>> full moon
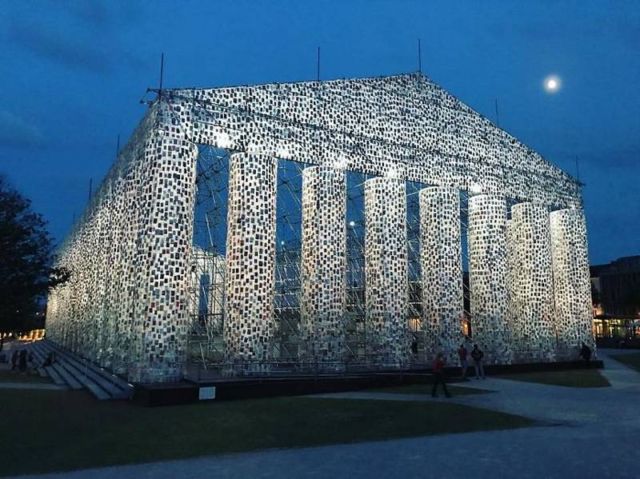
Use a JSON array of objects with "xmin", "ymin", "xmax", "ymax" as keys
[{"xmin": 544, "ymin": 75, "xmax": 561, "ymax": 93}]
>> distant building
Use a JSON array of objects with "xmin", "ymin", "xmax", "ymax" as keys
[{"xmin": 591, "ymin": 255, "xmax": 640, "ymax": 344}]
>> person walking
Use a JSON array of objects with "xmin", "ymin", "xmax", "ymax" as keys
[
  {"xmin": 431, "ymin": 352, "xmax": 452, "ymax": 398},
  {"xmin": 410, "ymin": 334, "xmax": 419, "ymax": 356},
  {"xmin": 471, "ymin": 344, "xmax": 485, "ymax": 379},
  {"xmin": 10, "ymin": 350, "xmax": 19, "ymax": 370},
  {"xmin": 18, "ymin": 350, "xmax": 27, "ymax": 372},
  {"xmin": 458, "ymin": 343, "xmax": 469, "ymax": 380},
  {"xmin": 43, "ymin": 351, "xmax": 56, "ymax": 367},
  {"xmin": 579, "ymin": 342, "xmax": 592, "ymax": 364}
]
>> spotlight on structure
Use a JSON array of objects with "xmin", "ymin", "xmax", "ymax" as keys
[
  {"xmin": 469, "ymin": 183, "xmax": 483, "ymax": 195},
  {"xmin": 217, "ymin": 132, "xmax": 232, "ymax": 149},
  {"xmin": 333, "ymin": 154, "xmax": 348, "ymax": 170}
]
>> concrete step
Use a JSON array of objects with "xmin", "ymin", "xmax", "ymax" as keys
[
  {"xmin": 66, "ymin": 360, "xmax": 127, "ymax": 399},
  {"xmin": 84, "ymin": 381, "xmax": 111, "ymax": 400},
  {"xmin": 58, "ymin": 345, "xmax": 133, "ymax": 393},
  {"xmin": 52, "ymin": 355, "xmax": 112, "ymax": 400},
  {"xmin": 51, "ymin": 363, "xmax": 83, "ymax": 390},
  {"xmin": 25, "ymin": 343, "xmax": 51, "ymax": 379},
  {"xmin": 41, "ymin": 341, "xmax": 133, "ymax": 399},
  {"xmin": 45, "ymin": 365, "xmax": 67, "ymax": 387},
  {"xmin": 26, "ymin": 342, "xmax": 46, "ymax": 366}
]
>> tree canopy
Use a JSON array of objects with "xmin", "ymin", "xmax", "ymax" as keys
[{"xmin": 0, "ymin": 175, "xmax": 68, "ymax": 333}]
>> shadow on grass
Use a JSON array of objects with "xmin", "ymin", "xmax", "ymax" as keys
[
  {"xmin": 0, "ymin": 388, "xmax": 532, "ymax": 477},
  {"xmin": 365, "ymin": 383, "xmax": 490, "ymax": 396},
  {"xmin": 497, "ymin": 368, "xmax": 610, "ymax": 388}
]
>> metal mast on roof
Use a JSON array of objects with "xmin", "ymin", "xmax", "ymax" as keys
[{"xmin": 158, "ymin": 53, "xmax": 165, "ymax": 100}]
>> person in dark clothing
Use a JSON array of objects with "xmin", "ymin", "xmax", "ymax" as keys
[
  {"xmin": 18, "ymin": 350, "xmax": 27, "ymax": 372},
  {"xmin": 431, "ymin": 352, "xmax": 452, "ymax": 398},
  {"xmin": 43, "ymin": 351, "xmax": 56, "ymax": 367},
  {"xmin": 471, "ymin": 344, "xmax": 485, "ymax": 379},
  {"xmin": 580, "ymin": 342, "xmax": 592, "ymax": 363},
  {"xmin": 10, "ymin": 350, "xmax": 19, "ymax": 370},
  {"xmin": 410, "ymin": 336, "xmax": 419, "ymax": 356},
  {"xmin": 458, "ymin": 344, "xmax": 469, "ymax": 379}
]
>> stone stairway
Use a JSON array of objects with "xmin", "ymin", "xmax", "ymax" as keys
[{"xmin": 27, "ymin": 340, "xmax": 134, "ymax": 400}]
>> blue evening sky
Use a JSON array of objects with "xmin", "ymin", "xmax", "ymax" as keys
[{"xmin": 0, "ymin": 0, "xmax": 638, "ymax": 265}]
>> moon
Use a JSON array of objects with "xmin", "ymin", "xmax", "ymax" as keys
[{"xmin": 544, "ymin": 75, "xmax": 561, "ymax": 93}]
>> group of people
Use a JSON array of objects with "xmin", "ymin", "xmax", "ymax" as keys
[
  {"xmin": 432, "ymin": 341, "xmax": 595, "ymax": 397},
  {"xmin": 9, "ymin": 349, "xmax": 31, "ymax": 372},
  {"xmin": 431, "ymin": 343, "xmax": 486, "ymax": 398},
  {"xmin": 458, "ymin": 343, "xmax": 486, "ymax": 380},
  {"xmin": 9, "ymin": 348, "xmax": 56, "ymax": 372}
]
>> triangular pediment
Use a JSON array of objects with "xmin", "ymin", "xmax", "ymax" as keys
[{"xmin": 163, "ymin": 73, "xmax": 580, "ymax": 207}]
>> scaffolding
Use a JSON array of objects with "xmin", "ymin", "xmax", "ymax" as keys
[
  {"xmin": 188, "ymin": 147, "xmax": 228, "ymax": 364},
  {"xmin": 187, "ymin": 145, "xmax": 476, "ymax": 377}
]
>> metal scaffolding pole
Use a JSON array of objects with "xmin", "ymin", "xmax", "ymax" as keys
[{"xmin": 187, "ymin": 147, "xmax": 442, "ymax": 376}]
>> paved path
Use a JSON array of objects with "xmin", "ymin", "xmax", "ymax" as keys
[{"xmin": 9, "ymin": 350, "xmax": 640, "ymax": 479}]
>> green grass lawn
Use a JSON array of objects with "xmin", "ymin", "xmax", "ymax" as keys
[
  {"xmin": 0, "ymin": 389, "xmax": 532, "ymax": 477},
  {"xmin": 499, "ymin": 368, "xmax": 610, "ymax": 388},
  {"xmin": 610, "ymin": 352, "xmax": 640, "ymax": 372},
  {"xmin": 367, "ymin": 383, "xmax": 489, "ymax": 396}
]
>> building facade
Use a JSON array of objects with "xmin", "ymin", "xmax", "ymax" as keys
[
  {"xmin": 591, "ymin": 256, "xmax": 640, "ymax": 344},
  {"xmin": 46, "ymin": 73, "xmax": 594, "ymax": 383}
]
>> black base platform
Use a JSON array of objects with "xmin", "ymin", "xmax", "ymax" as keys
[{"xmin": 133, "ymin": 359, "xmax": 603, "ymax": 406}]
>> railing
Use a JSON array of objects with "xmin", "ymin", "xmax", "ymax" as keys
[{"xmin": 185, "ymin": 353, "xmax": 432, "ymax": 381}]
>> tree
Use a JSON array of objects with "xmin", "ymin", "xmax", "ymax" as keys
[{"xmin": 0, "ymin": 175, "xmax": 68, "ymax": 333}]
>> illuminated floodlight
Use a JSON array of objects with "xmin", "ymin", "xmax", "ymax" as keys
[
  {"xmin": 469, "ymin": 183, "xmax": 483, "ymax": 195},
  {"xmin": 385, "ymin": 165, "xmax": 399, "ymax": 179},
  {"xmin": 276, "ymin": 144, "xmax": 291, "ymax": 159},
  {"xmin": 333, "ymin": 154, "xmax": 348, "ymax": 170},
  {"xmin": 217, "ymin": 131, "xmax": 232, "ymax": 149}
]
